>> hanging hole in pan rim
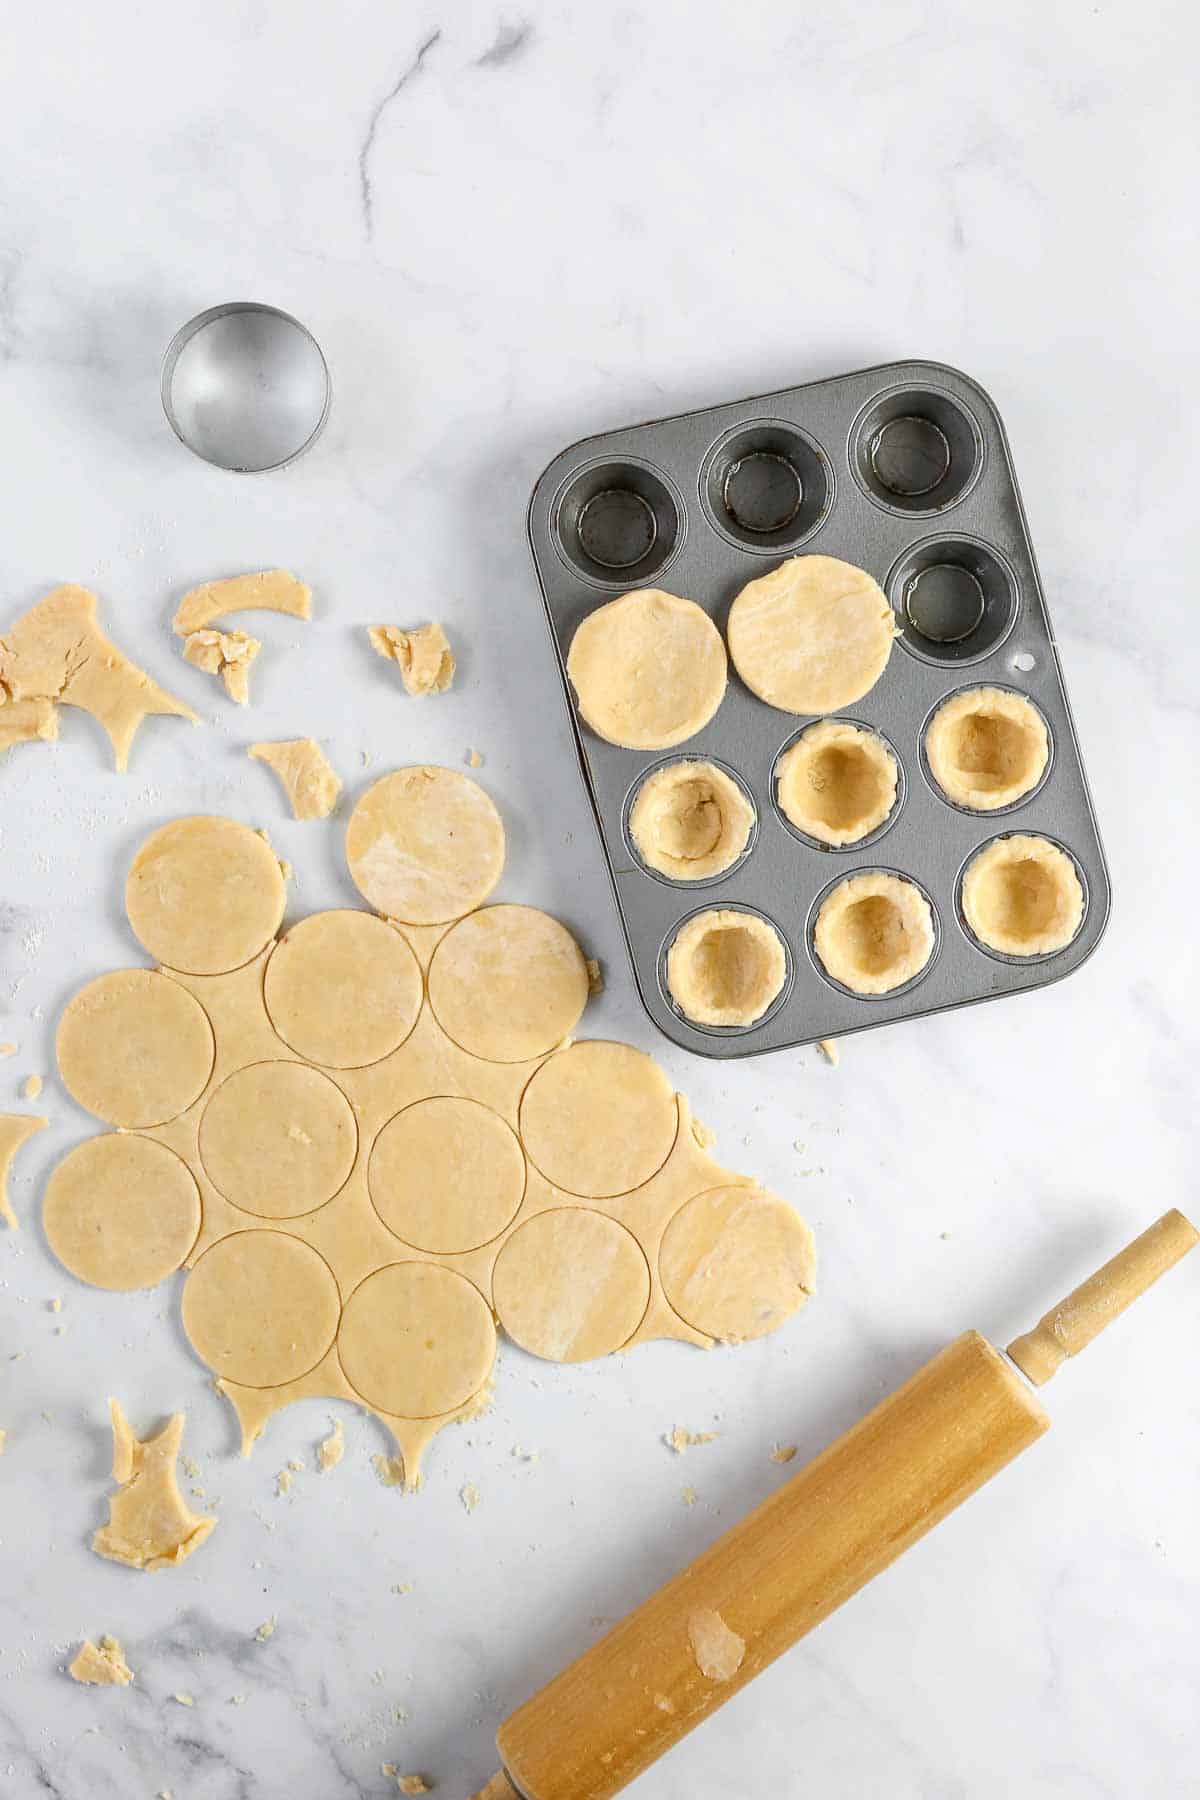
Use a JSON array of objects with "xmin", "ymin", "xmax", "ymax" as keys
[
  {"xmin": 887, "ymin": 534, "xmax": 1019, "ymax": 667},
  {"xmin": 849, "ymin": 384, "xmax": 984, "ymax": 517},
  {"xmin": 699, "ymin": 419, "xmax": 833, "ymax": 553},
  {"xmin": 551, "ymin": 455, "xmax": 684, "ymax": 588}
]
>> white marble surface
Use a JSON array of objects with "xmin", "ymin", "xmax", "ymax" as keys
[{"xmin": 1, "ymin": 2, "xmax": 1197, "ymax": 1795}]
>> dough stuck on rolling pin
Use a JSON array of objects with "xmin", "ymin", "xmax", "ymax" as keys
[{"xmin": 687, "ymin": 1606, "xmax": 745, "ymax": 1682}]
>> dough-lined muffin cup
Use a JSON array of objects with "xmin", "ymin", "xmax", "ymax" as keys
[
  {"xmin": 629, "ymin": 760, "xmax": 755, "ymax": 882},
  {"xmin": 961, "ymin": 834, "xmax": 1084, "ymax": 957},
  {"xmin": 665, "ymin": 908, "xmax": 788, "ymax": 1029},
  {"xmin": 813, "ymin": 872, "xmax": 936, "ymax": 996},
  {"xmin": 775, "ymin": 721, "xmax": 899, "ymax": 847},
  {"xmin": 926, "ymin": 687, "xmax": 1049, "ymax": 811}
]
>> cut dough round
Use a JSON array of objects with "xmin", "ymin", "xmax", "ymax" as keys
[
  {"xmin": 337, "ymin": 1262, "xmax": 495, "ymax": 1418},
  {"xmin": 370, "ymin": 1098, "xmax": 526, "ymax": 1253},
  {"xmin": 566, "ymin": 589, "xmax": 727, "ymax": 749},
  {"xmin": 520, "ymin": 1041, "xmax": 677, "ymax": 1198},
  {"xmin": 264, "ymin": 910, "xmax": 422, "ymax": 1068},
  {"xmin": 659, "ymin": 1185, "xmax": 815, "ymax": 1343},
  {"xmin": 962, "ymin": 834, "xmax": 1084, "ymax": 956},
  {"xmin": 56, "ymin": 969, "xmax": 215, "ymax": 1128},
  {"xmin": 666, "ymin": 910, "xmax": 787, "ymax": 1028},
  {"xmin": 43, "ymin": 1135, "xmax": 200, "ymax": 1290},
  {"xmin": 125, "ymin": 816, "xmax": 286, "ymax": 975},
  {"xmin": 198, "ymin": 1062, "xmax": 357, "ymax": 1217},
  {"xmin": 182, "ymin": 1230, "xmax": 341, "ymax": 1388},
  {"xmin": 427, "ymin": 905, "xmax": 589, "ymax": 1063},
  {"xmin": 629, "ymin": 761, "xmax": 754, "ymax": 881},
  {"xmin": 345, "ymin": 767, "xmax": 505, "ymax": 925},
  {"xmin": 776, "ymin": 721, "xmax": 898, "ymax": 847},
  {"xmin": 814, "ymin": 872, "xmax": 935, "ymax": 995},
  {"xmin": 492, "ymin": 1208, "xmax": 651, "ymax": 1361},
  {"xmin": 926, "ymin": 687, "xmax": 1049, "ymax": 810},
  {"xmin": 727, "ymin": 555, "xmax": 896, "ymax": 715}
]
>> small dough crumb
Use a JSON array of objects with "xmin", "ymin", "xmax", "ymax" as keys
[
  {"xmin": 22, "ymin": 1074, "xmax": 42, "ymax": 1101},
  {"xmin": 372, "ymin": 1452, "xmax": 406, "ymax": 1489},
  {"xmin": 0, "ymin": 1043, "xmax": 15, "ymax": 1056},
  {"xmin": 68, "ymin": 1636, "xmax": 134, "ymax": 1687},
  {"xmin": 770, "ymin": 1443, "xmax": 797, "ymax": 1464},
  {"xmin": 653, "ymin": 1693, "xmax": 676, "ymax": 1714},
  {"xmin": 275, "ymin": 1468, "xmax": 294, "ymax": 1497},
  {"xmin": 664, "ymin": 1426, "xmax": 717, "ymax": 1454},
  {"xmin": 687, "ymin": 1606, "xmax": 745, "ymax": 1683},
  {"xmin": 681, "ymin": 1486, "xmax": 698, "ymax": 1507},
  {"xmin": 171, "ymin": 1692, "xmax": 195, "ymax": 1707},
  {"xmin": 172, "ymin": 570, "xmax": 311, "ymax": 636},
  {"xmin": 466, "ymin": 748, "xmax": 484, "ymax": 768},
  {"xmin": 369, "ymin": 623, "xmax": 456, "ymax": 696},
  {"xmin": 317, "ymin": 1418, "xmax": 345, "ymax": 1472},
  {"xmin": 396, "ymin": 1777, "xmax": 431, "ymax": 1796},
  {"xmin": 255, "ymin": 1618, "xmax": 276, "ymax": 1642},
  {"xmin": 249, "ymin": 738, "xmax": 341, "ymax": 820},
  {"xmin": 817, "ymin": 1038, "xmax": 839, "ymax": 1067},
  {"xmin": 183, "ymin": 629, "xmax": 262, "ymax": 705},
  {"xmin": 0, "ymin": 1429, "xmax": 6, "ymax": 1456},
  {"xmin": 585, "ymin": 957, "xmax": 604, "ymax": 996},
  {"xmin": 459, "ymin": 1481, "xmax": 481, "ymax": 1514},
  {"xmin": 92, "ymin": 1400, "xmax": 217, "ymax": 1571}
]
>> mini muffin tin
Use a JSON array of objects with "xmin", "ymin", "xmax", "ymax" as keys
[{"xmin": 527, "ymin": 360, "xmax": 1110, "ymax": 1058}]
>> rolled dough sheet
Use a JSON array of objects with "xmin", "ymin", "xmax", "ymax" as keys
[
  {"xmin": 727, "ymin": 555, "xmax": 897, "ymax": 715},
  {"xmin": 567, "ymin": 589, "xmax": 727, "ymax": 750},
  {"xmin": 43, "ymin": 1134, "xmax": 201, "ymax": 1288},
  {"xmin": 264, "ymin": 910, "xmax": 422, "ymax": 1068},
  {"xmin": 0, "ymin": 695, "xmax": 58, "ymax": 752},
  {"xmin": 57, "ymin": 968, "xmax": 215, "ymax": 1128},
  {"xmin": 172, "ymin": 569, "xmax": 311, "ymax": 636},
  {"xmin": 426, "ymin": 905, "xmax": 589, "ymax": 1062}
]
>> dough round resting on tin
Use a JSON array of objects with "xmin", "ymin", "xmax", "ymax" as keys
[
  {"xmin": 182, "ymin": 1230, "xmax": 341, "ymax": 1388},
  {"xmin": 659, "ymin": 1184, "xmax": 816, "ymax": 1343},
  {"xmin": 629, "ymin": 762, "xmax": 754, "ymax": 881},
  {"xmin": 666, "ymin": 909, "xmax": 787, "ymax": 1028},
  {"xmin": 56, "ymin": 968, "xmax": 215, "ymax": 1128},
  {"xmin": 198, "ymin": 1062, "xmax": 357, "ymax": 1217},
  {"xmin": 925, "ymin": 687, "xmax": 1049, "ymax": 811},
  {"xmin": 426, "ymin": 905, "xmax": 589, "ymax": 1063},
  {"xmin": 961, "ymin": 834, "xmax": 1083, "ymax": 956},
  {"xmin": 776, "ymin": 721, "xmax": 898, "ymax": 847},
  {"xmin": 491, "ymin": 1208, "xmax": 651, "ymax": 1361},
  {"xmin": 337, "ymin": 1262, "xmax": 496, "ymax": 1418},
  {"xmin": 370, "ymin": 1097, "xmax": 526, "ymax": 1253},
  {"xmin": 345, "ymin": 767, "xmax": 505, "ymax": 926},
  {"xmin": 519, "ymin": 1040, "xmax": 677, "ymax": 1198},
  {"xmin": 813, "ymin": 872, "xmax": 934, "ymax": 996},
  {"xmin": 264, "ymin": 910, "xmax": 422, "ymax": 1068},
  {"xmin": 44, "ymin": 1135, "xmax": 201, "ymax": 1290},
  {"xmin": 125, "ymin": 816, "xmax": 286, "ymax": 975},
  {"xmin": 566, "ymin": 589, "xmax": 727, "ymax": 750},
  {"xmin": 726, "ymin": 555, "xmax": 897, "ymax": 715}
]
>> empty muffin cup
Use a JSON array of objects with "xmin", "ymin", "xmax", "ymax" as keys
[
  {"xmin": 960, "ymin": 834, "xmax": 1084, "ymax": 958},
  {"xmin": 850, "ymin": 384, "xmax": 983, "ymax": 516},
  {"xmin": 925, "ymin": 687, "xmax": 1050, "ymax": 812},
  {"xmin": 700, "ymin": 420, "xmax": 833, "ymax": 552},
  {"xmin": 553, "ymin": 457, "xmax": 683, "ymax": 586},
  {"xmin": 775, "ymin": 720, "xmax": 900, "ymax": 848},
  {"xmin": 887, "ymin": 535, "xmax": 1018, "ymax": 666},
  {"xmin": 812, "ymin": 872, "xmax": 936, "ymax": 997},
  {"xmin": 628, "ymin": 759, "xmax": 755, "ymax": 883},
  {"xmin": 665, "ymin": 907, "xmax": 788, "ymax": 1029}
]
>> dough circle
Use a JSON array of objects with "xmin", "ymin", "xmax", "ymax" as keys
[
  {"xmin": 961, "ymin": 834, "xmax": 1084, "ymax": 956},
  {"xmin": 337, "ymin": 1262, "xmax": 496, "ymax": 1418},
  {"xmin": 56, "ymin": 969, "xmax": 215, "ymax": 1128},
  {"xmin": 659, "ymin": 1185, "xmax": 816, "ymax": 1342},
  {"xmin": 814, "ymin": 872, "xmax": 935, "ymax": 995},
  {"xmin": 370, "ymin": 1098, "xmax": 526, "ymax": 1253},
  {"xmin": 345, "ymin": 767, "xmax": 505, "ymax": 926},
  {"xmin": 566, "ymin": 589, "xmax": 727, "ymax": 750},
  {"xmin": 264, "ymin": 910, "xmax": 422, "ymax": 1068},
  {"xmin": 519, "ymin": 1041, "xmax": 677, "ymax": 1198},
  {"xmin": 629, "ymin": 761, "xmax": 754, "ymax": 881},
  {"xmin": 776, "ymin": 721, "xmax": 898, "ymax": 847},
  {"xmin": 926, "ymin": 687, "xmax": 1049, "ymax": 811},
  {"xmin": 43, "ymin": 1135, "xmax": 200, "ymax": 1290},
  {"xmin": 199, "ymin": 1062, "xmax": 357, "ymax": 1218},
  {"xmin": 727, "ymin": 554, "xmax": 896, "ymax": 715},
  {"xmin": 666, "ymin": 910, "xmax": 787, "ymax": 1028},
  {"xmin": 427, "ymin": 905, "xmax": 589, "ymax": 1063},
  {"xmin": 182, "ymin": 1230, "xmax": 341, "ymax": 1388},
  {"xmin": 125, "ymin": 816, "xmax": 286, "ymax": 975},
  {"xmin": 492, "ymin": 1208, "xmax": 651, "ymax": 1362}
]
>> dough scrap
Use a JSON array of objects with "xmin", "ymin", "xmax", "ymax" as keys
[
  {"xmin": 370, "ymin": 1098, "xmax": 525, "ymax": 1253},
  {"xmin": 629, "ymin": 761, "xmax": 754, "ymax": 882},
  {"xmin": 337, "ymin": 1262, "xmax": 496, "ymax": 1418},
  {"xmin": 0, "ymin": 695, "xmax": 58, "ymax": 751},
  {"xmin": 660, "ymin": 1185, "xmax": 816, "ymax": 1342},
  {"xmin": 369, "ymin": 623, "xmax": 456, "ymax": 696},
  {"xmin": 182, "ymin": 1230, "xmax": 342, "ymax": 1387},
  {"xmin": 727, "ymin": 555, "xmax": 897, "ymax": 715},
  {"xmin": 962, "ymin": 834, "xmax": 1084, "ymax": 956},
  {"xmin": 666, "ymin": 910, "xmax": 787, "ymax": 1029},
  {"xmin": 665, "ymin": 1426, "xmax": 717, "ymax": 1453},
  {"xmin": 426, "ymin": 905, "xmax": 589, "ymax": 1062},
  {"xmin": 776, "ymin": 720, "xmax": 898, "ymax": 847},
  {"xmin": 0, "ymin": 585, "xmax": 196, "ymax": 771},
  {"xmin": 43, "ymin": 1135, "xmax": 200, "ymax": 1288},
  {"xmin": 68, "ymin": 1636, "xmax": 134, "ymax": 1687},
  {"xmin": 92, "ymin": 1401, "xmax": 216, "ymax": 1571},
  {"xmin": 125, "ymin": 815, "xmax": 286, "ymax": 975},
  {"xmin": 199, "ymin": 1062, "xmax": 357, "ymax": 1217},
  {"xmin": 317, "ymin": 1418, "xmax": 344, "ymax": 1471},
  {"xmin": 56, "ymin": 968, "xmax": 214, "ymax": 1128},
  {"xmin": 567, "ymin": 589, "xmax": 727, "ymax": 750},
  {"xmin": 249, "ymin": 738, "xmax": 341, "ymax": 820},
  {"xmin": 520, "ymin": 1041, "xmax": 677, "ymax": 1198},
  {"xmin": 687, "ymin": 1607, "xmax": 745, "ymax": 1683},
  {"xmin": 926, "ymin": 687, "xmax": 1049, "ymax": 811},
  {"xmin": 264, "ymin": 911, "xmax": 422, "ymax": 1068},
  {"xmin": 345, "ymin": 767, "xmax": 504, "ymax": 925},
  {"xmin": 814, "ymin": 872, "xmax": 935, "ymax": 996},
  {"xmin": 492, "ymin": 1208, "xmax": 651, "ymax": 1361},
  {"xmin": 183, "ymin": 629, "xmax": 261, "ymax": 705},
  {"xmin": 0, "ymin": 1112, "xmax": 47, "ymax": 1229},
  {"xmin": 172, "ymin": 570, "xmax": 311, "ymax": 636}
]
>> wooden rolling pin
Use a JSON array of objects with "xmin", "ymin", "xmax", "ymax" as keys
[{"xmin": 474, "ymin": 1209, "xmax": 1197, "ymax": 1800}]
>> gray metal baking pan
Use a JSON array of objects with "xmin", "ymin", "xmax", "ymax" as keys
[{"xmin": 527, "ymin": 360, "xmax": 1110, "ymax": 1059}]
